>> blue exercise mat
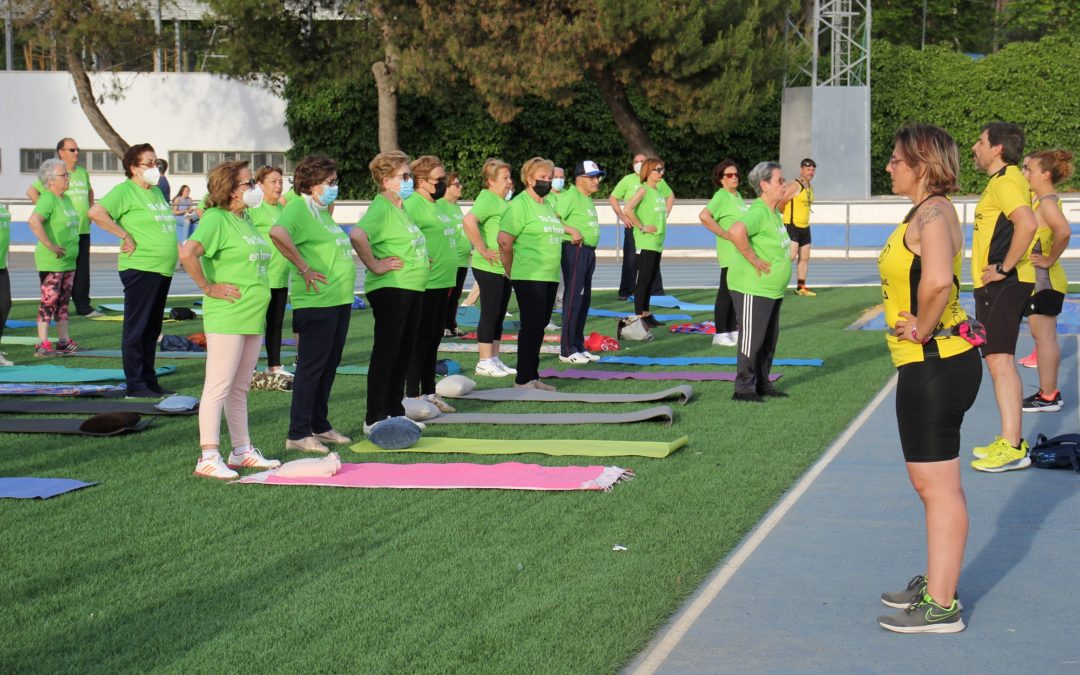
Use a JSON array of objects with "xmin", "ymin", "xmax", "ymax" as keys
[
  {"xmin": 453, "ymin": 306, "xmax": 520, "ymax": 331},
  {"xmin": 598, "ymin": 356, "xmax": 824, "ymax": 367},
  {"xmin": 555, "ymin": 308, "xmax": 694, "ymax": 322},
  {"xmin": 0, "ymin": 365, "xmax": 176, "ymax": 383},
  {"xmin": 627, "ymin": 295, "xmax": 714, "ymax": 311},
  {"xmin": 0, "ymin": 477, "xmax": 98, "ymax": 499},
  {"xmin": 0, "ymin": 383, "xmax": 127, "ymax": 396},
  {"xmin": 4, "ymin": 320, "xmax": 39, "ymax": 329}
]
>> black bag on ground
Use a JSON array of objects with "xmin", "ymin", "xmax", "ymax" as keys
[
  {"xmin": 1029, "ymin": 433, "xmax": 1080, "ymax": 471},
  {"xmin": 170, "ymin": 307, "xmax": 197, "ymax": 320}
]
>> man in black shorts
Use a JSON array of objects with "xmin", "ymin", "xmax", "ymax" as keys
[
  {"xmin": 968, "ymin": 122, "xmax": 1038, "ymax": 473},
  {"xmin": 781, "ymin": 158, "xmax": 816, "ymax": 296}
]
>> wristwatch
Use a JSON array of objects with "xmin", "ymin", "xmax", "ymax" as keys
[{"xmin": 995, "ymin": 262, "xmax": 1009, "ymax": 276}]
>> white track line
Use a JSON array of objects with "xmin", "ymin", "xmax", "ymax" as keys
[{"xmin": 630, "ymin": 372, "xmax": 899, "ymax": 675}]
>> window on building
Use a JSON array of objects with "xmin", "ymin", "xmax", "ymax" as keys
[
  {"xmin": 20, "ymin": 148, "xmax": 56, "ymax": 173},
  {"xmin": 169, "ymin": 151, "xmax": 294, "ymax": 175},
  {"xmin": 21, "ymin": 148, "xmax": 119, "ymax": 173}
]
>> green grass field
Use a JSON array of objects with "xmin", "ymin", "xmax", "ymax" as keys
[{"xmin": 0, "ymin": 287, "xmax": 895, "ymax": 673}]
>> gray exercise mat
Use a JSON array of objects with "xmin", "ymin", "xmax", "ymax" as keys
[
  {"xmin": 423, "ymin": 405, "xmax": 674, "ymax": 426},
  {"xmin": 0, "ymin": 400, "xmax": 197, "ymax": 416},
  {"xmin": 0, "ymin": 417, "xmax": 153, "ymax": 436},
  {"xmin": 446, "ymin": 385, "xmax": 693, "ymax": 405}
]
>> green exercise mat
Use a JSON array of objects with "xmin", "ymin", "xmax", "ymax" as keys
[
  {"xmin": 336, "ymin": 365, "xmax": 369, "ymax": 375},
  {"xmin": 351, "ymin": 434, "xmax": 689, "ymax": 458},
  {"xmin": 62, "ymin": 350, "xmax": 295, "ymax": 360},
  {"xmin": 0, "ymin": 336, "xmax": 55, "ymax": 346},
  {"xmin": 0, "ymin": 365, "xmax": 176, "ymax": 383}
]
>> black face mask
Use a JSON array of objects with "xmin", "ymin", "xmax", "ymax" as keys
[
  {"xmin": 431, "ymin": 178, "xmax": 447, "ymax": 200},
  {"xmin": 533, "ymin": 179, "xmax": 552, "ymax": 198}
]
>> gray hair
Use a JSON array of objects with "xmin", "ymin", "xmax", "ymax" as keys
[
  {"xmin": 38, "ymin": 158, "xmax": 67, "ymax": 187},
  {"xmin": 748, "ymin": 161, "xmax": 782, "ymax": 196}
]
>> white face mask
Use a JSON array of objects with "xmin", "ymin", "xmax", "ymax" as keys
[
  {"xmin": 242, "ymin": 184, "xmax": 264, "ymax": 208},
  {"xmin": 142, "ymin": 166, "xmax": 161, "ymax": 185},
  {"xmin": 633, "ymin": 161, "xmax": 643, "ymax": 174},
  {"xmin": 505, "ymin": 188, "xmax": 514, "ymax": 201}
]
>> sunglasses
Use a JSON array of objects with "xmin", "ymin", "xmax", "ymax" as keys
[
  {"xmin": 237, "ymin": 178, "xmax": 257, "ymax": 188},
  {"xmin": 396, "ymin": 172, "xmax": 413, "ymax": 182},
  {"xmin": 62, "ymin": 148, "xmax": 80, "ymax": 153},
  {"xmin": 723, "ymin": 172, "xmax": 739, "ymax": 178}
]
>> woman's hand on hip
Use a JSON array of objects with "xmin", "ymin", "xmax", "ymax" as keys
[
  {"xmin": 206, "ymin": 283, "xmax": 241, "ymax": 302},
  {"xmin": 371, "ymin": 256, "xmax": 403, "ymax": 275}
]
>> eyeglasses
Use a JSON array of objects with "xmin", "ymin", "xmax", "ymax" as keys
[
  {"xmin": 237, "ymin": 178, "xmax": 257, "ymax": 188},
  {"xmin": 723, "ymin": 172, "xmax": 739, "ymax": 178},
  {"xmin": 654, "ymin": 167, "xmax": 665, "ymax": 174},
  {"xmin": 396, "ymin": 172, "xmax": 413, "ymax": 182},
  {"xmin": 136, "ymin": 160, "xmax": 157, "ymax": 168},
  {"xmin": 56, "ymin": 172, "xmax": 70, "ymax": 178},
  {"xmin": 61, "ymin": 148, "xmax": 79, "ymax": 153},
  {"xmin": 323, "ymin": 178, "xmax": 339, "ymax": 187}
]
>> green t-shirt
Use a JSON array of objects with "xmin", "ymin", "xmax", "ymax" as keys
[
  {"xmin": 357, "ymin": 194, "xmax": 429, "ymax": 293},
  {"xmin": 468, "ymin": 189, "xmax": 509, "ymax": 275},
  {"xmin": 98, "ymin": 179, "xmax": 178, "ymax": 276},
  {"xmin": 632, "ymin": 184, "xmax": 667, "ymax": 252},
  {"xmin": 611, "ymin": 174, "xmax": 672, "ymax": 202},
  {"xmin": 284, "ymin": 190, "xmax": 301, "ymax": 204},
  {"xmin": 725, "ymin": 199, "xmax": 792, "ymax": 300},
  {"xmin": 189, "ymin": 208, "xmax": 272, "ymax": 335},
  {"xmin": 277, "ymin": 196, "xmax": 357, "ymax": 308},
  {"xmin": 248, "ymin": 201, "xmax": 291, "ymax": 288},
  {"xmin": 31, "ymin": 191, "xmax": 80, "ymax": 272},
  {"xmin": 555, "ymin": 186, "xmax": 600, "ymax": 248},
  {"xmin": 499, "ymin": 192, "xmax": 563, "ymax": 282},
  {"xmin": 544, "ymin": 191, "xmax": 560, "ymax": 213},
  {"xmin": 32, "ymin": 165, "xmax": 92, "ymax": 235},
  {"xmin": 0, "ymin": 203, "xmax": 11, "ymax": 270},
  {"xmin": 437, "ymin": 199, "xmax": 470, "ymax": 267},
  {"xmin": 403, "ymin": 194, "xmax": 456, "ymax": 289},
  {"xmin": 706, "ymin": 189, "xmax": 748, "ymax": 268}
]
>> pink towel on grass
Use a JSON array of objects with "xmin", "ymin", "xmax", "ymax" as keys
[{"xmin": 237, "ymin": 461, "xmax": 633, "ymax": 491}]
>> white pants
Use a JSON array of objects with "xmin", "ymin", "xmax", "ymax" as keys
[{"xmin": 198, "ymin": 333, "xmax": 262, "ymax": 448}]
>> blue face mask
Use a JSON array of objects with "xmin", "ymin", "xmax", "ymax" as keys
[
  {"xmin": 317, "ymin": 184, "xmax": 339, "ymax": 206},
  {"xmin": 551, "ymin": 178, "xmax": 565, "ymax": 192},
  {"xmin": 398, "ymin": 178, "xmax": 415, "ymax": 200},
  {"xmin": 505, "ymin": 189, "xmax": 514, "ymax": 201}
]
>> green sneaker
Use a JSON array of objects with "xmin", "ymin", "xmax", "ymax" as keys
[
  {"xmin": 972, "ymin": 435, "xmax": 1004, "ymax": 459},
  {"xmin": 881, "ymin": 574, "xmax": 962, "ymax": 609},
  {"xmin": 878, "ymin": 593, "xmax": 965, "ymax": 634},
  {"xmin": 971, "ymin": 438, "xmax": 1031, "ymax": 473}
]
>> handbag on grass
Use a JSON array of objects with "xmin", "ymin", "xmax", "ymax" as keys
[{"xmin": 617, "ymin": 316, "xmax": 653, "ymax": 342}]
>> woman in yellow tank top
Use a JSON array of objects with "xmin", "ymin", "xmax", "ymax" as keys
[
  {"xmin": 1018, "ymin": 150, "xmax": 1073, "ymax": 411},
  {"xmin": 875, "ymin": 124, "xmax": 982, "ymax": 634}
]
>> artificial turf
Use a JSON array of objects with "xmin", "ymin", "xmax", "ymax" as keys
[{"xmin": 0, "ymin": 286, "xmax": 895, "ymax": 673}]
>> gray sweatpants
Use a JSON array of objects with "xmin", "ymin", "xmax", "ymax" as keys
[{"xmin": 730, "ymin": 291, "xmax": 783, "ymax": 394}]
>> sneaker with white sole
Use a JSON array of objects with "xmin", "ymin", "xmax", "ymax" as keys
[
  {"xmin": 712, "ymin": 332, "xmax": 737, "ymax": 347},
  {"xmin": 515, "ymin": 379, "xmax": 556, "ymax": 392},
  {"xmin": 580, "ymin": 351, "xmax": 601, "ymax": 362},
  {"xmin": 1023, "ymin": 390, "xmax": 1062, "ymax": 413},
  {"xmin": 475, "ymin": 359, "xmax": 509, "ymax": 377},
  {"xmin": 880, "ymin": 574, "xmax": 961, "ymax": 610},
  {"xmin": 878, "ymin": 593, "xmax": 964, "ymax": 634},
  {"xmin": 193, "ymin": 456, "xmax": 239, "ymax": 480},
  {"xmin": 559, "ymin": 352, "xmax": 590, "ymax": 364},
  {"xmin": 971, "ymin": 437, "xmax": 1031, "ymax": 473},
  {"xmin": 424, "ymin": 393, "xmax": 456, "ymax": 413},
  {"xmin": 227, "ymin": 447, "xmax": 282, "ymax": 470},
  {"xmin": 314, "ymin": 429, "xmax": 353, "ymax": 445},
  {"xmin": 493, "ymin": 357, "xmax": 517, "ymax": 375},
  {"xmin": 285, "ymin": 436, "xmax": 330, "ymax": 453},
  {"xmin": 0, "ymin": 352, "xmax": 13, "ymax": 366}
]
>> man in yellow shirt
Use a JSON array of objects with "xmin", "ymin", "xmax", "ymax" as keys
[
  {"xmin": 780, "ymin": 158, "xmax": 816, "ymax": 296},
  {"xmin": 969, "ymin": 122, "xmax": 1039, "ymax": 473}
]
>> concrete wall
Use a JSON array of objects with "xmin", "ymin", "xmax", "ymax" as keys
[
  {"xmin": 0, "ymin": 71, "xmax": 289, "ymax": 199},
  {"xmin": 780, "ymin": 85, "xmax": 871, "ymax": 199}
]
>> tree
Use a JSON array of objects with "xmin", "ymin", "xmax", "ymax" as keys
[
  {"xmin": 14, "ymin": 0, "xmax": 160, "ymax": 156},
  {"xmin": 873, "ymin": 0, "xmax": 995, "ymax": 53}
]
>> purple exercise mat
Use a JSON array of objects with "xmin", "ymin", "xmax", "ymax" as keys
[{"xmin": 538, "ymin": 369, "xmax": 781, "ymax": 382}]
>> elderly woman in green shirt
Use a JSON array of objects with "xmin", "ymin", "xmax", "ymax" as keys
[
  {"xmin": 248, "ymin": 164, "xmax": 293, "ymax": 377},
  {"xmin": 623, "ymin": 157, "xmax": 669, "ymax": 327},
  {"xmin": 27, "ymin": 158, "xmax": 81, "ymax": 356}
]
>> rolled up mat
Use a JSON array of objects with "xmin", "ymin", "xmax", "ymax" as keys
[
  {"xmin": 63, "ymin": 350, "xmax": 295, "ymax": 359},
  {"xmin": 238, "ymin": 461, "xmax": 632, "ymax": 491},
  {"xmin": 0, "ymin": 399, "xmax": 197, "ymax": 416},
  {"xmin": 352, "ymin": 434, "xmax": 689, "ymax": 458},
  {"xmin": 444, "ymin": 384, "xmax": 693, "ymax": 405},
  {"xmin": 538, "ymin": 368, "xmax": 781, "ymax": 382},
  {"xmin": 597, "ymin": 355, "xmax": 823, "ymax": 367},
  {"xmin": 0, "ymin": 365, "xmax": 175, "ymax": 383},
  {"xmin": 423, "ymin": 405, "xmax": 674, "ymax": 426},
  {"xmin": 0, "ymin": 383, "xmax": 127, "ymax": 397},
  {"xmin": 336, "ymin": 365, "xmax": 369, "ymax": 375},
  {"xmin": 555, "ymin": 308, "xmax": 693, "ymax": 321},
  {"xmin": 461, "ymin": 332, "xmax": 561, "ymax": 343},
  {"xmin": 4, "ymin": 319, "xmax": 39, "ymax": 329},
  {"xmin": 1, "ymin": 336, "xmax": 57, "ymax": 346},
  {"xmin": 626, "ymin": 294, "xmax": 714, "ymax": 311},
  {"xmin": 0, "ymin": 414, "xmax": 152, "ymax": 436},
  {"xmin": 439, "ymin": 343, "xmax": 560, "ymax": 354},
  {"xmin": 0, "ymin": 477, "xmax": 99, "ymax": 499}
]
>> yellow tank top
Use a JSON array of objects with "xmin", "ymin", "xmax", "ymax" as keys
[
  {"xmin": 878, "ymin": 199, "xmax": 973, "ymax": 367},
  {"xmin": 972, "ymin": 165, "xmax": 1034, "ymax": 288},
  {"xmin": 1027, "ymin": 194, "xmax": 1068, "ymax": 294},
  {"xmin": 783, "ymin": 180, "xmax": 812, "ymax": 228}
]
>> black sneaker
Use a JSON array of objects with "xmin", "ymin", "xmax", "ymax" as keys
[
  {"xmin": 1023, "ymin": 390, "xmax": 1062, "ymax": 413},
  {"xmin": 149, "ymin": 384, "xmax": 177, "ymax": 396},
  {"xmin": 125, "ymin": 388, "xmax": 162, "ymax": 399},
  {"xmin": 758, "ymin": 387, "xmax": 789, "ymax": 398},
  {"xmin": 878, "ymin": 593, "xmax": 964, "ymax": 634},
  {"xmin": 643, "ymin": 315, "xmax": 664, "ymax": 328},
  {"xmin": 881, "ymin": 574, "xmax": 962, "ymax": 610},
  {"xmin": 732, "ymin": 391, "xmax": 763, "ymax": 403}
]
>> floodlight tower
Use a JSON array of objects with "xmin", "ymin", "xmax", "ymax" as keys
[{"xmin": 779, "ymin": 0, "xmax": 872, "ymax": 198}]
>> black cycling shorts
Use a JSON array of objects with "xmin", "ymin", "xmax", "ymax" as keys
[
  {"xmin": 974, "ymin": 277, "xmax": 1035, "ymax": 356},
  {"xmin": 785, "ymin": 223, "xmax": 811, "ymax": 247},
  {"xmin": 896, "ymin": 348, "xmax": 982, "ymax": 463},
  {"xmin": 1025, "ymin": 289, "xmax": 1065, "ymax": 318}
]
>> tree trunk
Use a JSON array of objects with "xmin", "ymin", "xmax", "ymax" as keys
[
  {"xmin": 371, "ymin": 58, "xmax": 399, "ymax": 153},
  {"xmin": 64, "ymin": 45, "xmax": 130, "ymax": 157},
  {"xmin": 588, "ymin": 65, "xmax": 656, "ymax": 157}
]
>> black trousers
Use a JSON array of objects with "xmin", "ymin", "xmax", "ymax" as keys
[
  {"xmin": 730, "ymin": 291, "xmax": 782, "ymax": 395},
  {"xmin": 365, "ymin": 287, "xmax": 423, "ymax": 425},
  {"xmin": 264, "ymin": 287, "xmax": 288, "ymax": 368},
  {"xmin": 406, "ymin": 287, "xmax": 451, "ymax": 397},
  {"xmin": 634, "ymin": 249, "xmax": 663, "ymax": 315},
  {"xmin": 289, "ymin": 303, "xmax": 351, "ymax": 439},
  {"xmin": 472, "ymin": 267, "xmax": 511, "ymax": 344},
  {"xmin": 713, "ymin": 267, "xmax": 738, "ymax": 333},
  {"xmin": 445, "ymin": 267, "xmax": 469, "ymax": 331},
  {"xmin": 71, "ymin": 233, "xmax": 93, "ymax": 315},
  {"xmin": 618, "ymin": 227, "xmax": 664, "ymax": 298},
  {"xmin": 560, "ymin": 242, "xmax": 595, "ymax": 355},
  {"xmin": 0, "ymin": 268, "xmax": 10, "ymax": 342},
  {"xmin": 120, "ymin": 269, "xmax": 172, "ymax": 393},
  {"xmin": 511, "ymin": 280, "xmax": 557, "ymax": 384}
]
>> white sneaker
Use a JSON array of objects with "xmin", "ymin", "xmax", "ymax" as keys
[
  {"xmin": 712, "ymin": 332, "xmax": 737, "ymax": 347},
  {"xmin": 493, "ymin": 357, "xmax": 517, "ymax": 375},
  {"xmin": 267, "ymin": 366, "xmax": 294, "ymax": 378},
  {"xmin": 193, "ymin": 456, "xmax": 239, "ymax": 480},
  {"xmin": 476, "ymin": 359, "xmax": 510, "ymax": 377},
  {"xmin": 580, "ymin": 351, "xmax": 601, "ymax": 362},
  {"xmin": 559, "ymin": 352, "xmax": 590, "ymax": 364},
  {"xmin": 363, "ymin": 421, "xmax": 377, "ymax": 436},
  {"xmin": 227, "ymin": 447, "xmax": 282, "ymax": 470},
  {"xmin": 0, "ymin": 352, "xmax": 13, "ymax": 366},
  {"xmin": 545, "ymin": 322, "xmax": 560, "ymax": 331}
]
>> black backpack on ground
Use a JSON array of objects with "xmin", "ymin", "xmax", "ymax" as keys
[{"xmin": 1029, "ymin": 433, "xmax": 1080, "ymax": 471}]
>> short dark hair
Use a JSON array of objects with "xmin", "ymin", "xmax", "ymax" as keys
[
  {"xmin": 293, "ymin": 155, "xmax": 337, "ymax": 195},
  {"xmin": 156, "ymin": 158, "xmax": 168, "ymax": 173},
  {"xmin": 981, "ymin": 122, "xmax": 1025, "ymax": 165},
  {"xmin": 122, "ymin": 143, "xmax": 155, "ymax": 179},
  {"xmin": 800, "ymin": 158, "xmax": 816, "ymax": 168},
  {"xmin": 56, "ymin": 137, "xmax": 75, "ymax": 153},
  {"xmin": 711, "ymin": 159, "xmax": 737, "ymax": 188}
]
